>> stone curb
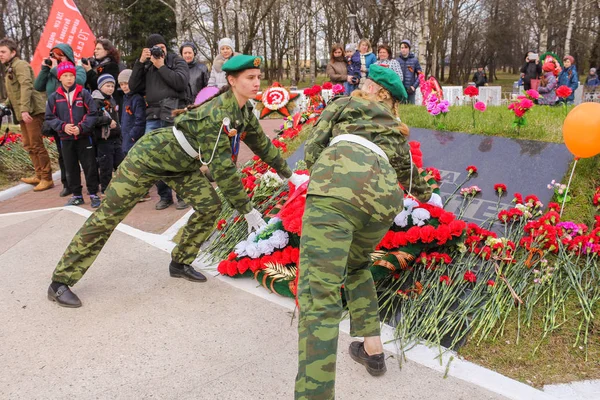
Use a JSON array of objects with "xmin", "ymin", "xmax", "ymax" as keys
[{"xmin": 0, "ymin": 170, "xmax": 62, "ymax": 203}]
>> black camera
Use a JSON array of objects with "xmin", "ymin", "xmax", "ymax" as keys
[
  {"xmin": 0, "ymin": 104, "xmax": 11, "ymax": 118},
  {"xmin": 44, "ymin": 58, "xmax": 53, "ymax": 67},
  {"xmin": 81, "ymin": 57, "xmax": 98, "ymax": 68},
  {"xmin": 351, "ymin": 76, "xmax": 359, "ymax": 84},
  {"xmin": 150, "ymin": 45, "xmax": 165, "ymax": 59}
]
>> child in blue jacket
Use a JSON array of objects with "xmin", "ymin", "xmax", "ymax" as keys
[
  {"xmin": 45, "ymin": 62, "xmax": 100, "ymax": 207},
  {"xmin": 117, "ymin": 69, "xmax": 147, "ymax": 154}
]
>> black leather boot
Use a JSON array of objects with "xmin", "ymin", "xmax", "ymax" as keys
[
  {"xmin": 47, "ymin": 283, "xmax": 82, "ymax": 308},
  {"xmin": 169, "ymin": 261, "xmax": 207, "ymax": 282},
  {"xmin": 349, "ymin": 341, "xmax": 387, "ymax": 376}
]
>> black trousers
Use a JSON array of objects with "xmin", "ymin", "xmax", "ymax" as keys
[
  {"xmin": 61, "ymin": 137, "xmax": 99, "ymax": 196},
  {"xmin": 97, "ymin": 137, "xmax": 125, "ymax": 193},
  {"xmin": 52, "ymin": 133, "xmax": 67, "ymax": 186}
]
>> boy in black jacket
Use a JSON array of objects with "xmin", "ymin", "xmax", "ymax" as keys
[
  {"xmin": 93, "ymin": 74, "xmax": 125, "ymax": 194},
  {"xmin": 45, "ymin": 62, "xmax": 100, "ymax": 207}
]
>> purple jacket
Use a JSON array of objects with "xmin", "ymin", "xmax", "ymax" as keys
[{"xmin": 537, "ymin": 72, "xmax": 557, "ymax": 105}]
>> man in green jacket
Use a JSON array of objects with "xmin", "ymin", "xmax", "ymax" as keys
[
  {"xmin": 33, "ymin": 42, "xmax": 87, "ymax": 196},
  {"xmin": 0, "ymin": 37, "xmax": 53, "ymax": 191}
]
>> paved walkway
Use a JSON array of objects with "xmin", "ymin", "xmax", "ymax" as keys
[{"xmin": 0, "ymin": 209, "xmax": 509, "ymax": 400}]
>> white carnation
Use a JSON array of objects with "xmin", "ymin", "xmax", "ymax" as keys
[
  {"xmin": 234, "ymin": 240, "xmax": 250, "ymax": 258},
  {"xmin": 258, "ymin": 240, "xmax": 275, "ymax": 255},
  {"xmin": 411, "ymin": 208, "xmax": 431, "ymax": 226},
  {"xmin": 403, "ymin": 198, "xmax": 419, "ymax": 211},
  {"xmin": 394, "ymin": 210, "xmax": 410, "ymax": 227},
  {"xmin": 270, "ymin": 230, "xmax": 290, "ymax": 249},
  {"xmin": 245, "ymin": 243, "xmax": 262, "ymax": 259}
]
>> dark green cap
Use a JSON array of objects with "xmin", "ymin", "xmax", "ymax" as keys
[
  {"xmin": 222, "ymin": 54, "xmax": 263, "ymax": 72},
  {"xmin": 368, "ymin": 64, "xmax": 408, "ymax": 101}
]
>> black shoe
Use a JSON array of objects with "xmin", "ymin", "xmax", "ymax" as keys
[
  {"xmin": 169, "ymin": 261, "xmax": 207, "ymax": 282},
  {"xmin": 175, "ymin": 199, "xmax": 189, "ymax": 210},
  {"xmin": 59, "ymin": 187, "xmax": 72, "ymax": 197},
  {"xmin": 349, "ymin": 341, "xmax": 387, "ymax": 376},
  {"xmin": 47, "ymin": 284, "xmax": 82, "ymax": 308},
  {"xmin": 155, "ymin": 198, "xmax": 174, "ymax": 210}
]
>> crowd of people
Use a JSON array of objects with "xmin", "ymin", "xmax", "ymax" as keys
[
  {"xmin": 1, "ymin": 33, "xmax": 239, "ymax": 211},
  {"xmin": 327, "ymin": 38, "xmax": 422, "ymax": 104}
]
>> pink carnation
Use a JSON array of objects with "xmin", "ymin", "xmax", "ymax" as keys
[
  {"xmin": 474, "ymin": 101, "xmax": 486, "ymax": 112},
  {"xmin": 526, "ymin": 89, "xmax": 540, "ymax": 100}
]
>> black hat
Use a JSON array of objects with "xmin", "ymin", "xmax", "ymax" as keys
[
  {"xmin": 179, "ymin": 41, "xmax": 197, "ymax": 56},
  {"xmin": 146, "ymin": 34, "xmax": 167, "ymax": 48}
]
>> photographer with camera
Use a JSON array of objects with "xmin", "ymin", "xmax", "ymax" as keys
[
  {"xmin": 520, "ymin": 51, "xmax": 542, "ymax": 91},
  {"xmin": 129, "ymin": 33, "xmax": 190, "ymax": 211},
  {"xmin": 0, "ymin": 37, "xmax": 53, "ymax": 191},
  {"xmin": 82, "ymin": 38, "xmax": 121, "ymax": 94},
  {"xmin": 34, "ymin": 43, "xmax": 87, "ymax": 197}
]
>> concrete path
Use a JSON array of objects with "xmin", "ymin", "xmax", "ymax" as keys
[{"xmin": 0, "ymin": 209, "xmax": 509, "ymax": 400}]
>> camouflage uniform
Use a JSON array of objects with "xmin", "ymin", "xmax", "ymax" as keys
[
  {"xmin": 52, "ymin": 90, "xmax": 292, "ymax": 286},
  {"xmin": 295, "ymin": 95, "xmax": 431, "ymax": 399}
]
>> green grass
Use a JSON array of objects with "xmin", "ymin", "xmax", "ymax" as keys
[
  {"xmin": 399, "ymin": 103, "xmax": 566, "ymax": 143},
  {"xmin": 460, "ymin": 297, "xmax": 600, "ymax": 387}
]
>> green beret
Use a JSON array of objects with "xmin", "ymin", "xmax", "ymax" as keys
[
  {"xmin": 368, "ymin": 64, "xmax": 408, "ymax": 101},
  {"xmin": 222, "ymin": 54, "xmax": 263, "ymax": 72}
]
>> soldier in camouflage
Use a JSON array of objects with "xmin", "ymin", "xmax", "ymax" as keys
[
  {"xmin": 295, "ymin": 65, "xmax": 441, "ymax": 399},
  {"xmin": 48, "ymin": 55, "xmax": 292, "ymax": 308}
]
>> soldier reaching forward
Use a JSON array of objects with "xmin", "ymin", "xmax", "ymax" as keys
[
  {"xmin": 295, "ymin": 65, "xmax": 442, "ymax": 399},
  {"xmin": 48, "ymin": 55, "xmax": 292, "ymax": 308}
]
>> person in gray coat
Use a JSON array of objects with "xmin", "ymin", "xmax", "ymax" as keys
[{"xmin": 207, "ymin": 38, "xmax": 240, "ymax": 88}]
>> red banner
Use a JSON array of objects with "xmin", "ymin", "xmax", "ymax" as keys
[{"xmin": 31, "ymin": 0, "xmax": 95, "ymax": 76}]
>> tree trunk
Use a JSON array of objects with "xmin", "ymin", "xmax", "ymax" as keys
[
  {"xmin": 564, "ymin": 0, "xmax": 578, "ymax": 55},
  {"xmin": 447, "ymin": 0, "xmax": 461, "ymax": 83},
  {"xmin": 309, "ymin": 1, "xmax": 316, "ymax": 85},
  {"xmin": 538, "ymin": 0, "xmax": 549, "ymax": 53},
  {"xmin": 418, "ymin": 0, "xmax": 430, "ymax": 67}
]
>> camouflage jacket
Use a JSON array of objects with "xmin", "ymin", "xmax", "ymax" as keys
[
  {"xmin": 304, "ymin": 95, "xmax": 432, "ymax": 220},
  {"xmin": 174, "ymin": 89, "xmax": 292, "ymax": 215}
]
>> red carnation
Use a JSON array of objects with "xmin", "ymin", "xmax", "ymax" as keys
[
  {"xmin": 556, "ymin": 85, "xmax": 573, "ymax": 99},
  {"xmin": 217, "ymin": 219, "xmax": 227, "ymax": 230},
  {"xmin": 464, "ymin": 86, "xmax": 479, "ymax": 97},
  {"xmin": 513, "ymin": 193, "xmax": 523, "ymax": 204},
  {"xmin": 438, "ymin": 211, "xmax": 455, "ymax": 225},
  {"xmin": 466, "ymin": 165, "xmax": 478, "ymax": 175},
  {"xmin": 435, "ymin": 224, "xmax": 452, "ymax": 245},
  {"xmin": 449, "ymin": 220, "xmax": 466, "ymax": 237},
  {"xmin": 425, "ymin": 167, "xmax": 441, "ymax": 182},
  {"xmin": 548, "ymin": 202, "xmax": 560, "ymax": 212},
  {"xmin": 227, "ymin": 260, "xmax": 238, "ymax": 276},
  {"xmin": 464, "ymin": 270, "xmax": 477, "ymax": 283},
  {"xmin": 494, "ymin": 183, "xmax": 507, "ymax": 195},
  {"xmin": 322, "ymin": 82, "xmax": 333, "ymax": 89},
  {"xmin": 487, "ymin": 280, "xmax": 495, "ymax": 287},
  {"xmin": 419, "ymin": 225, "xmax": 437, "ymax": 243},
  {"xmin": 405, "ymin": 226, "xmax": 422, "ymax": 243},
  {"xmin": 440, "ymin": 275, "xmax": 452, "ymax": 285}
]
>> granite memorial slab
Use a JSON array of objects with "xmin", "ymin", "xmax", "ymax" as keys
[{"xmin": 287, "ymin": 128, "xmax": 573, "ymax": 229}]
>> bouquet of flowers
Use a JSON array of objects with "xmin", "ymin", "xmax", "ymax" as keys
[
  {"xmin": 507, "ymin": 90, "xmax": 537, "ymax": 132},
  {"xmin": 426, "ymin": 93, "xmax": 450, "ymax": 130}
]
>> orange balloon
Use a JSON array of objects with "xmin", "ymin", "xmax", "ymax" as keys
[{"xmin": 563, "ymin": 102, "xmax": 600, "ymax": 158}]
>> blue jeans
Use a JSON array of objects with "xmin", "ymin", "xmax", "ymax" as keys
[
  {"xmin": 145, "ymin": 119, "xmax": 182, "ymax": 202},
  {"xmin": 344, "ymin": 82, "xmax": 358, "ymax": 95}
]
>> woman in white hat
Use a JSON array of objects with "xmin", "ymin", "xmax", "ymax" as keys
[{"xmin": 207, "ymin": 38, "xmax": 240, "ymax": 88}]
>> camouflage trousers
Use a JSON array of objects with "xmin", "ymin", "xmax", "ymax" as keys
[
  {"xmin": 295, "ymin": 195, "xmax": 393, "ymax": 400},
  {"xmin": 52, "ymin": 129, "xmax": 222, "ymax": 286}
]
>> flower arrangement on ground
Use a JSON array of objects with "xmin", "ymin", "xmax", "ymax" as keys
[{"xmin": 507, "ymin": 90, "xmax": 537, "ymax": 132}]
